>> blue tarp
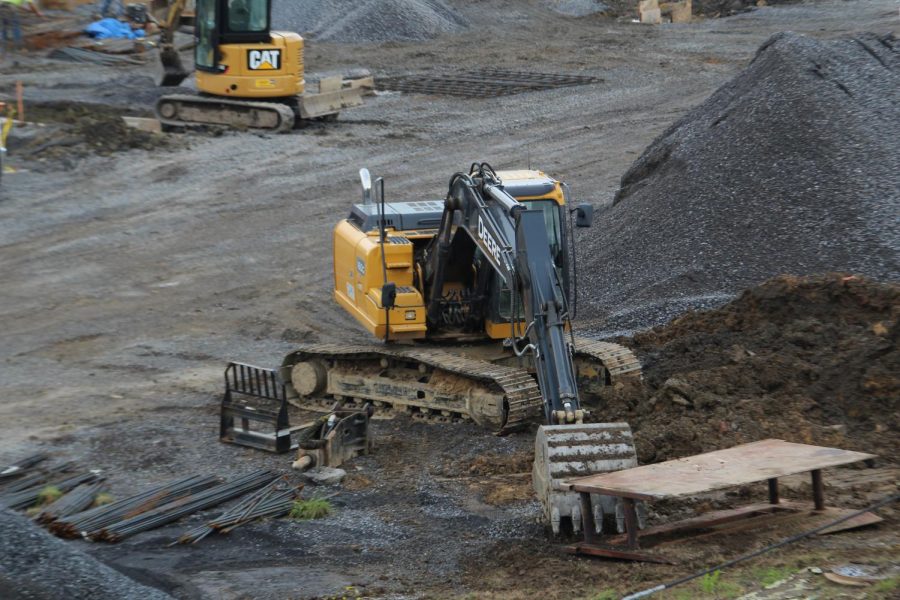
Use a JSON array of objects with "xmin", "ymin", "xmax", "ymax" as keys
[{"xmin": 84, "ymin": 18, "xmax": 145, "ymax": 40}]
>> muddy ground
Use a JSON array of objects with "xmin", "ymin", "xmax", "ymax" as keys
[{"xmin": 0, "ymin": 1, "xmax": 898, "ymax": 598}]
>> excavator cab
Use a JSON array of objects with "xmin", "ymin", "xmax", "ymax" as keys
[{"xmin": 193, "ymin": 0, "xmax": 304, "ymax": 98}]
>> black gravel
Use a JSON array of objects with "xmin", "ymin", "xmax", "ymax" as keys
[
  {"xmin": 271, "ymin": 0, "xmax": 468, "ymax": 43},
  {"xmin": 578, "ymin": 32, "xmax": 900, "ymax": 336},
  {"xmin": 0, "ymin": 509, "xmax": 172, "ymax": 600}
]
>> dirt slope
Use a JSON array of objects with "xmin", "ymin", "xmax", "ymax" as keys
[{"xmin": 592, "ymin": 274, "xmax": 900, "ymax": 464}]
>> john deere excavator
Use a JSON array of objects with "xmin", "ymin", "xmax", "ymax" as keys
[
  {"xmin": 155, "ymin": 0, "xmax": 362, "ymax": 131},
  {"xmin": 223, "ymin": 164, "xmax": 642, "ymax": 535}
]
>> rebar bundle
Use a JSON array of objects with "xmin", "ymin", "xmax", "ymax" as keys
[
  {"xmin": 94, "ymin": 470, "xmax": 277, "ymax": 542},
  {"xmin": 0, "ymin": 471, "xmax": 99, "ymax": 510},
  {"xmin": 176, "ymin": 477, "xmax": 302, "ymax": 545},
  {"xmin": 50, "ymin": 474, "xmax": 220, "ymax": 539},
  {"xmin": 35, "ymin": 481, "xmax": 107, "ymax": 524},
  {"xmin": 0, "ymin": 453, "xmax": 48, "ymax": 482}
]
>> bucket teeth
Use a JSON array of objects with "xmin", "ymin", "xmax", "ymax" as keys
[{"xmin": 533, "ymin": 423, "xmax": 641, "ymax": 535}]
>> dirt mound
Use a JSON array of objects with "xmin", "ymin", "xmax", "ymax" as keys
[
  {"xmin": 18, "ymin": 102, "xmax": 171, "ymax": 169},
  {"xmin": 589, "ymin": 274, "xmax": 899, "ymax": 464},
  {"xmin": 271, "ymin": 0, "xmax": 467, "ymax": 43},
  {"xmin": 579, "ymin": 32, "xmax": 900, "ymax": 335}
]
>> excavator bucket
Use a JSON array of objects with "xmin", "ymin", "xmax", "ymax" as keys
[
  {"xmin": 157, "ymin": 46, "xmax": 190, "ymax": 87},
  {"xmin": 533, "ymin": 422, "xmax": 641, "ymax": 535}
]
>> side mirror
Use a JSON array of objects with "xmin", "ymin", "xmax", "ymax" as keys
[
  {"xmin": 359, "ymin": 168, "xmax": 373, "ymax": 205},
  {"xmin": 575, "ymin": 203, "xmax": 593, "ymax": 228},
  {"xmin": 382, "ymin": 282, "xmax": 397, "ymax": 309}
]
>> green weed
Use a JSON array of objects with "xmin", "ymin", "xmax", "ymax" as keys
[{"xmin": 289, "ymin": 497, "xmax": 333, "ymax": 520}]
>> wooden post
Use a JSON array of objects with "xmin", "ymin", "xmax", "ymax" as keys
[
  {"xmin": 811, "ymin": 469, "xmax": 825, "ymax": 511},
  {"xmin": 767, "ymin": 478, "xmax": 780, "ymax": 504},
  {"xmin": 579, "ymin": 492, "xmax": 599, "ymax": 545},
  {"xmin": 623, "ymin": 498, "xmax": 640, "ymax": 549},
  {"xmin": 16, "ymin": 81, "xmax": 24, "ymax": 124}
]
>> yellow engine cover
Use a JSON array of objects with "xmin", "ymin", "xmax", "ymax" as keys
[
  {"xmin": 196, "ymin": 32, "xmax": 305, "ymax": 99},
  {"xmin": 333, "ymin": 220, "xmax": 427, "ymax": 341}
]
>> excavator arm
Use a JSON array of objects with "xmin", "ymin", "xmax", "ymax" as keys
[
  {"xmin": 157, "ymin": 0, "xmax": 191, "ymax": 86},
  {"xmin": 425, "ymin": 164, "xmax": 584, "ymax": 425},
  {"xmin": 425, "ymin": 163, "xmax": 639, "ymax": 535}
]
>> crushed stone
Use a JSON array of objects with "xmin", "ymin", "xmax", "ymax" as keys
[
  {"xmin": 578, "ymin": 32, "xmax": 900, "ymax": 336},
  {"xmin": 271, "ymin": 0, "xmax": 468, "ymax": 43}
]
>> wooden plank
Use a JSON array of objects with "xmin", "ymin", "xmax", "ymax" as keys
[
  {"xmin": 563, "ymin": 542, "xmax": 672, "ymax": 564},
  {"xmin": 564, "ymin": 440, "xmax": 876, "ymax": 500}
]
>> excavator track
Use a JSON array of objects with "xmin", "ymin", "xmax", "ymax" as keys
[
  {"xmin": 281, "ymin": 343, "xmax": 544, "ymax": 434},
  {"xmin": 155, "ymin": 94, "xmax": 296, "ymax": 132},
  {"xmin": 572, "ymin": 336, "xmax": 642, "ymax": 382}
]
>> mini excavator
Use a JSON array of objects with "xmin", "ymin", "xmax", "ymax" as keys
[
  {"xmin": 222, "ymin": 164, "xmax": 643, "ymax": 535},
  {"xmin": 155, "ymin": 0, "xmax": 362, "ymax": 131}
]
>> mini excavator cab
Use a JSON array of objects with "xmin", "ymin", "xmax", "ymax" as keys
[{"xmin": 193, "ymin": 0, "xmax": 305, "ymax": 98}]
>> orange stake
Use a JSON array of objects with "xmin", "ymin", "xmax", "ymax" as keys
[{"xmin": 16, "ymin": 81, "xmax": 24, "ymax": 124}]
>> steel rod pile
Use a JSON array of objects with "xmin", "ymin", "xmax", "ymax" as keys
[
  {"xmin": 176, "ymin": 477, "xmax": 302, "ymax": 544},
  {"xmin": 50, "ymin": 474, "xmax": 220, "ymax": 539},
  {"xmin": 94, "ymin": 470, "xmax": 277, "ymax": 542},
  {"xmin": 35, "ymin": 481, "xmax": 107, "ymax": 524},
  {"xmin": 0, "ymin": 453, "xmax": 48, "ymax": 482},
  {"xmin": 0, "ymin": 471, "xmax": 99, "ymax": 510}
]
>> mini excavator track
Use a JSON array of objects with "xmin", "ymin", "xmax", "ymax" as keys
[{"xmin": 155, "ymin": 95, "xmax": 297, "ymax": 132}]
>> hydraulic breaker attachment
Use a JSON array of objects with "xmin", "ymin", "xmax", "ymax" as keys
[
  {"xmin": 291, "ymin": 403, "xmax": 374, "ymax": 471},
  {"xmin": 533, "ymin": 422, "xmax": 643, "ymax": 535}
]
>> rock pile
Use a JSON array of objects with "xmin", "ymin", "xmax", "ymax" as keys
[{"xmin": 579, "ymin": 32, "xmax": 900, "ymax": 335}]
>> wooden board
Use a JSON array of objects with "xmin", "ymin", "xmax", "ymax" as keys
[{"xmin": 564, "ymin": 439, "xmax": 876, "ymax": 500}]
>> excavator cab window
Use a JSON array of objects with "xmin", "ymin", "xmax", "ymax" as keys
[
  {"xmin": 226, "ymin": 0, "xmax": 268, "ymax": 33},
  {"xmin": 195, "ymin": 0, "xmax": 217, "ymax": 70}
]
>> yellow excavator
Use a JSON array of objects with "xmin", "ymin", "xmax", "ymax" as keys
[
  {"xmin": 155, "ymin": 0, "xmax": 362, "ymax": 131},
  {"xmin": 222, "ymin": 164, "xmax": 643, "ymax": 535}
]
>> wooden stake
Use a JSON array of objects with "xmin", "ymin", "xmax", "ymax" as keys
[{"xmin": 16, "ymin": 81, "xmax": 24, "ymax": 124}]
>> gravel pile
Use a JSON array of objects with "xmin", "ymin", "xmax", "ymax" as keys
[
  {"xmin": 271, "ymin": 0, "xmax": 468, "ymax": 43},
  {"xmin": 0, "ymin": 509, "xmax": 172, "ymax": 599},
  {"xmin": 579, "ymin": 32, "xmax": 900, "ymax": 335},
  {"xmin": 547, "ymin": 0, "xmax": 611, "ymax": 17}
]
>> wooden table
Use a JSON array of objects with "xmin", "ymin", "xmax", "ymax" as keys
[{"xmin": 563, "ymin": 439, "xmax": 877, "ymax": 562}]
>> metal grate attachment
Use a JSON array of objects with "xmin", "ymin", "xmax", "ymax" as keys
[{"xmin": 378, "ymin": 69, "xmax": 601, "ymax": 98}]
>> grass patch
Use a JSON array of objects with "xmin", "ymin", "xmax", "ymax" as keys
[
  {"xmin": 589, "ymin": 591, "xmax": 618, "ymax": 600},
  {"xmin": 752, "ymin": 566, "xmax": 794, "ymax": 587},
  {"xmin": 289, "ymin": 497, "xmax": 333, "ymax": 520},
  {"xmin": 870, "ymin": 575, "xmax": 900, "ymax": 597},
  {"xmin": 36, "ymin": 486, "xmax": 63, "ymax": 506},
  {"xmin": 93, "ymin": 492, "xmax": 114, "ymax": 507}
]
